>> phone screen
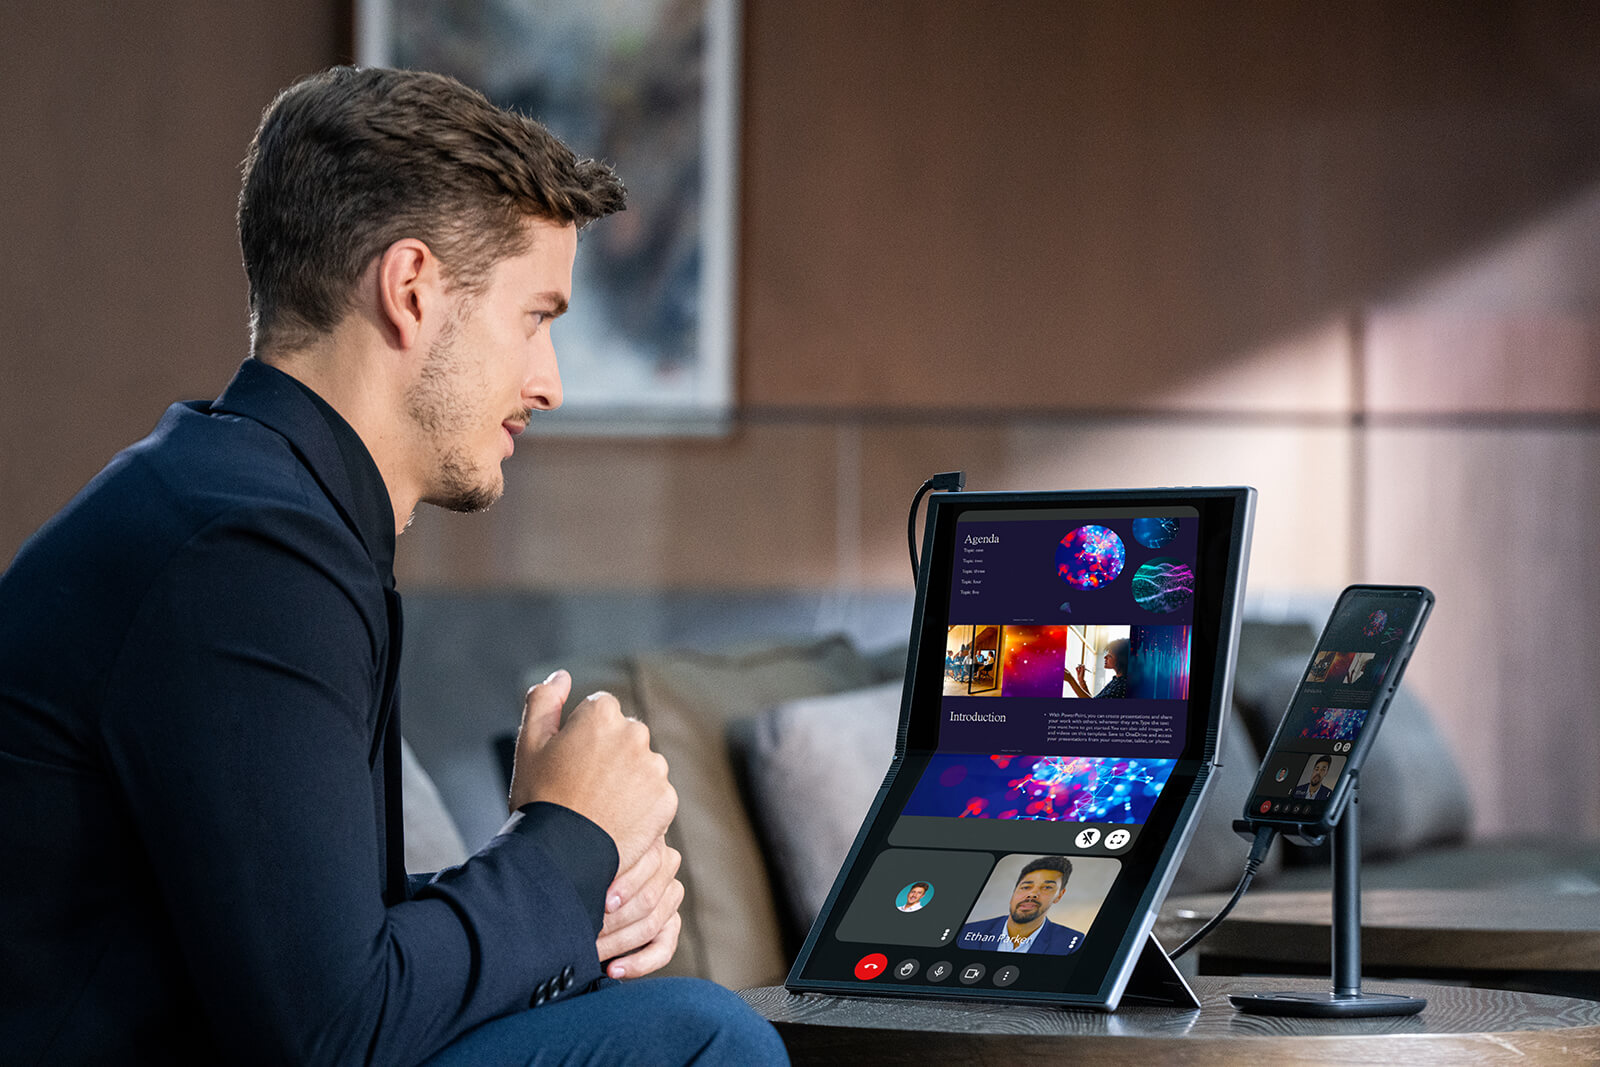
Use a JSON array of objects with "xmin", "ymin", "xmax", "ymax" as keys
[{"xmin": 1245, "ymin": 585, "xmax": 1432, "ymax": 829}]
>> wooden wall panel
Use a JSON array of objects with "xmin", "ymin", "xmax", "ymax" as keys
[
  {"xmin": 738, "ymin": 1, "xmax": 1600, "ymax": 414},
  {"xmin": 0, "ymin": 0, "xmax": 346, "ymax": 564},
  {"xmin": 1363, "ymin": 427, "xmax": 1600, "ymax": 837}
]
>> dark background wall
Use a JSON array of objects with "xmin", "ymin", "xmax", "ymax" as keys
[{"xmin": 5, "ymin": 0, "xmax": 1599, "ymax": 837}]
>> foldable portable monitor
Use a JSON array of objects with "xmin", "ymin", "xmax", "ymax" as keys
[{"xmin": 787, "ymin": 487, "xmax": 1256, "ymax": 1009}]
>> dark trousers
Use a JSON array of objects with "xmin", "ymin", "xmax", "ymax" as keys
[{"xmin": 419, "ymin": 977, "xmax": 789, "ymax": 1067}]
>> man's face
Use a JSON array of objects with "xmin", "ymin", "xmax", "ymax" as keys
[
  {"xmin": 1008, "ymin": 868, "xmax": 1066, "ymax": 925},
  {"xmin": 1310, "ymin": 761, "xmax": 1330, "ymax": 786},
  {"xmin": 906, "ymin": 885, "xmax": 925, "ymax": 906},
  {"xmin": 406, "ymin": 218, "xmax": 575, "ymax": 513}
]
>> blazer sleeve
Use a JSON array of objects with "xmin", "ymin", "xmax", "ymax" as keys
[{"xmin": 97, "ymin": 505, "xmax": 617, "ymax": 1066}]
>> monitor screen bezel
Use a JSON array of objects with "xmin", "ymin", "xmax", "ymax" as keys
[{"xmin": 786, "ymin": 486, "xmax": 1255, "ymax": 1009}]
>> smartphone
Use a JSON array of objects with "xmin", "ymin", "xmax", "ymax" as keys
[{"xmin": 1242, "ymin": 584, "xmax": 1433, "ymax": 842}]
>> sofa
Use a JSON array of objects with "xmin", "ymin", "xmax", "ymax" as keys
[{"xmin": 396, "ymin": 589, "xmax": 1597, "ymax": 992}]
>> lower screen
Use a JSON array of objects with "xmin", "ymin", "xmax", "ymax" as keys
[{"xmin": 796, "ymin": 750, "xmax": 1196, "ymax": 997}]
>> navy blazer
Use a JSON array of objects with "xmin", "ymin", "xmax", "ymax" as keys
[
  {"xmin": 956, "ymin": 914, "xmax": 1085, "ymax": 955},
  {"xmin": 0, "ymin": 360, "xmax": 617, "ymax": 1065}
]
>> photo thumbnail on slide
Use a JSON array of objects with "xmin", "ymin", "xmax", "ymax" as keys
[
  {"xmin": 955, "ymin": 853, "xmax": 1120, "ymax": 956},
  {"xmin": 903, "ymin": 754, "xmax": 1175, "ymax": 823},
  {"xmin": 1306, "ymin": 649, "xmax": 1392, "ymax": 687},
  {"xmin": 1296, "ymin": 706, "xmax": 1367, "ymax": 741},
  {"xmin": 1064, "ymin": 625, "xmax": 1192, "ymax": 700},
  {"xmin": 944, "ymin": 625, "xmax": 1071, "ymax": 698},
  {"xmin": 948, "ymin": 624, "xmax": 1192, "ymax": 701}
]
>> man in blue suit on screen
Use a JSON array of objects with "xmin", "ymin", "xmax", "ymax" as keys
[{"xmin": 957, "ymin": 856, "xmax": 1085, "ymax": 955}]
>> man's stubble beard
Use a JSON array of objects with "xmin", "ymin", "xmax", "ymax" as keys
[{"xmin": 404, "ymin": 314, "xmax": 504, "ymax": 515}]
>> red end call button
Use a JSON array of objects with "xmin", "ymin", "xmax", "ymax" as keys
[{"xmin": 854, "ymin": 953, "xmax": 889, "ymax": 981}]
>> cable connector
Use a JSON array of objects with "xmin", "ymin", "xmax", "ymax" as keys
[
  {"xmin": 1168, "ymin": 824, "xmax": 1277, "ymax": 961},
  {"xmin": 908, "ymin": 471, "xmax": 967, "ymax": 580}
]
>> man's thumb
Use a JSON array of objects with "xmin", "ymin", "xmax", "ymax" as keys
[{"xmin": 519, "ymin": 669, "xmax": 571, "ymax": 754}]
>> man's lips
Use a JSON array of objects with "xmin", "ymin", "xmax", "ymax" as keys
[{"xmin": 502, "ymin": 418, "xmax": 528, "ymax": 456}]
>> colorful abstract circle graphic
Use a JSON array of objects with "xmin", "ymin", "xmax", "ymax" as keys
[
  {"xmin": 1132, "ymin": 557, "xmax": 1194, "ymax": 613},
  {"xmin": 1363, "ymin": 610, "xmax": 1389, "ymax": 637},
  {"xmin": 1056, "ymin": 525, "xmax": 1126, "ymax": 589},
  {"xmin": 1131, "ymin": 517, "xmax": 1179, "ymax": 549}
]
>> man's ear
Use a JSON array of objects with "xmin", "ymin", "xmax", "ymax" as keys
[{"xmin": 375, "ymin": 238, "xmax": 441, "ymax": 350}]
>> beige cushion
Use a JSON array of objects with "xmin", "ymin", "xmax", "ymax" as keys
[{"xmin": 630, "ymin": 636, "xmax": 882, "ymax": 989}]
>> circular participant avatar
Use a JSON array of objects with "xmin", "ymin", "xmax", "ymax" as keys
[
  {"xmin": 1056, "ymin": 525, "xmax": 1126, "ymax": 589},
  {"xmin": 1131, "ymin": 557, "xmax": 1194, "ymax": 613},
  {"xmin": 1131, "ymin": 516, "xmax": 1179, "ymax": 549},
  {"xmin": 896, "ymin": 881, "xmax": 935, "ymax": 912}
]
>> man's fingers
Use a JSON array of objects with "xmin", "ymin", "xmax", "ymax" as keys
[
  {"xmin": 604, "ymin": 912, "xmax": 682, "ymax": 981},
  {"xmin": 598, "ymin": 879, "xmax": 684, "ymax": 970},
  {"xmin": 518, "ymin": 670, "xmax": 572, "ymax": 754},
  {"xmin": 600, "ymin": 844, "xmax": 679, "ymax": 933},
  {"xmin": 603, "ymin": 838, "xmax": 673, "ymax": 916}
]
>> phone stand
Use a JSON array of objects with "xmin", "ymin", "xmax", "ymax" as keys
[{"xmin": 1228, "ymin": 778, "xmax": 1428, "ymax": 1018}]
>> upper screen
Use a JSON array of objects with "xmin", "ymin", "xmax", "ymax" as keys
[{"xmin": 936, "ymin": 507, "xmax": 1200, "ymax": 760}]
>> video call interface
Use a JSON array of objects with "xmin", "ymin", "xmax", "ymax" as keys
[
  {"xmin": 1249, "ymin": 591, "xmax": 1424, "ymax": 821},
  {"xmin": 811, "ymin": 507, "xmax": 1208, "ymax": 994}
]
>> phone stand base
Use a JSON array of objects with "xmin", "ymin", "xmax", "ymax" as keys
[{"xmin": 1228, "ymin": 989, "xmax": 1427, "ymax": 1018}]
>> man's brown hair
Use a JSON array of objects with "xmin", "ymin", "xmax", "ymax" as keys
[{"xmin": 238, "ymin": 66, "xmax": 626, "ymax": 356}]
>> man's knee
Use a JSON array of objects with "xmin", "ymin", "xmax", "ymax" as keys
[{"xmin": 631, "ymin": 977, "xmax": 788, "ymax": 1066}]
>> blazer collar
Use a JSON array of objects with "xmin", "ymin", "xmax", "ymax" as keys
[{"xmin": 208, "ymin": 358, "xmax": 397, "ymax": 584}]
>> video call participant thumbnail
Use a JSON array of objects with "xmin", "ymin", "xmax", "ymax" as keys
[
  {"xmin": 898, "ymin": 882, "xmax": 932, "ymax": 912},
  {"xmin": 1292, "ymin": 755, "xmax": 1335, "ymax": 800},
  {"xmin": 956, "ymin": 856, "xmax": 1084, "ymax": 955}
]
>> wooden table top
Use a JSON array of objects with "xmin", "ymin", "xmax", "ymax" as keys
[
  {"xmin": 1156, "ymin": 888, "xmax": 1600, "ymax": 972},
  {"xmin": 740, "ymin": 976, "xmax": 1600, "ymax": 1065}
]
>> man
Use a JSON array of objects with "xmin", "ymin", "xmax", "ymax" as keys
[
  {"xmin": 898, "ymin": 882, "xmax": 932, "ymax": 912},
  {"xmin": 956, "ymin": 857, "xmax": 1085, "ymax": 955},
  {"xmin": 0, "ymin": 67, "xmax": 785, "ymax": 1065},
  {"xmin": 1292, "ymin": 755, "xmax": 1336, "ymax": 800}
]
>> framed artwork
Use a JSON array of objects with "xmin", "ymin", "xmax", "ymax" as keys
[{"xmin": 357, "ymin": 0, "xmax": 740, "ymax": 434}]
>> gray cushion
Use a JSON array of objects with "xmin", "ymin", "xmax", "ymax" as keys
[
  {"xmin": 745, "ymin": 682, "xmax": 903, "ymax": 934},
  {"xmin": 401, "ymin": 737, "xmax": 470, "ymax": 874}
]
